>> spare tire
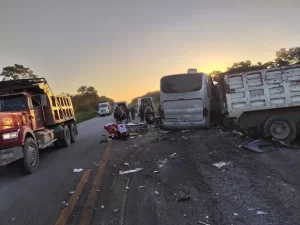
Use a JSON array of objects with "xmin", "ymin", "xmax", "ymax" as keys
[{"xmin": 263, "ymin": 116, "xmax": 296, "ymax": 144}]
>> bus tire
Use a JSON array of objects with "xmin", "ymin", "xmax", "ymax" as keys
[
  {"xmin": 263, "ymin": 116, "xmax": 296, "ymax": 144},
  {"xmin": 17, "ymin": 138, "xmax": 39, "ymax": 174}
]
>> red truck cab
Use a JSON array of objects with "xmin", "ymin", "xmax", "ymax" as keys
[{"xmin": 0, "ymin": 78, "xmax": 77, "ymax": 174}]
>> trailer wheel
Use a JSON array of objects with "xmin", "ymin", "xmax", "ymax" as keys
[
  {"xmin": 69, "ymin": 123, "xmax": 77, "ymax": 143},
  {"xmin": 263, "ymin": 116, "xmax": 296, "ymax": 144},
  {"xmin": 17, "ymin": 138, "xmax": 39, "ymax": 174},
  {"xmin": 58, "ymin": 125, "xmax": 71, "ymax": 147}
]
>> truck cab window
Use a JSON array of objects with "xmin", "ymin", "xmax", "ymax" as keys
[
  {"xmin": 0, "ymin": 95, "xmax": 27, "ymax": 112},
  {"xmin": 31, "ymin": 95, "xmax": 42, "ymax": 109}
]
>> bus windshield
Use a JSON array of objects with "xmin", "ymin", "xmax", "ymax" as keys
[{"xmin": 161, "ymin": 74, "xmax": 203, "ymax": 94}]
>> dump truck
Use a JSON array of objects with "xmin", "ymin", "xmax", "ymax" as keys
[
  {"xmin": 0, "ymin": 78, "xmax": 77, "ymax": 174},
  {"xmin": 217, "ymin": 64, "xmax": 300, "ymax": 143}
]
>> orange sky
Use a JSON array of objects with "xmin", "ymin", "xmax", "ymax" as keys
[{"xmin": 1, "ymin": 1, "xmax": 300, "ymax": 102}]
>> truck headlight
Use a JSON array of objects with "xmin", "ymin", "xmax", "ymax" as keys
[{"xmin": 2, "ymin": 132, "xmax": 19, "ymax": 140}]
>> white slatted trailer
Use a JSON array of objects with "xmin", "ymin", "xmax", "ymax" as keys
[{"xmin": 218, "ymin": 64, "xmax": 300, "ymax": 143}]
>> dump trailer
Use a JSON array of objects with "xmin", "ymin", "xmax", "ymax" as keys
[
  {"xmin": 217, "ymin": 64, "xmax": 300, "ymax": 143},
  {"xmin": 0, "ymin": 78, "xmax": 77, "ymax": 174}
]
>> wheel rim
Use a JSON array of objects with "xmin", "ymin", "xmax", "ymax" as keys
[
  {"xmin": 28, "ymin": 144, "xmax": 38, "ymax": 166},
  {"xmin": 270, "ymin": 121, "xmax": 290, "ymax": 140}
]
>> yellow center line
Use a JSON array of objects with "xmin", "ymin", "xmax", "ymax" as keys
[
  {"xmin": 55, "ymin": 169, "xmax": 92, "ymax": 225},
  {"xmin": 78, "ymin": 140, "xmax": 112, "ymax": 225}
]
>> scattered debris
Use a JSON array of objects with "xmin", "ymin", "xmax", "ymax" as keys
[
  {"xmin": 101, "ymin": 205, "xmax": 105, "ymax": 209},
  {"xmin": 183, "ymin": 214, "xmax": 187, "ymax": 217},
  {"xmin": 181, "ymin": 136, "xmax": 189, "ymax": 140},
  {"xmin": 64, "ymin": 203, "xmax": 69, "ymax": 207},
  {"xmin": 155, "ymin": 191, "xmax": 160, "ymax": 195},
  {"xmin": 133, "ymin": 145, "xmax": 138, "ymax": 148},
  {"xmin": 243, "ymin": 138, "xmax": 278, "ymax": 153},
  {"xmin": 248, "ymin": 208, "xmax": 255, "ymax": 211},
  {"xmin": 119, "ymin": 168, "xmax": 143, "ymax": 175},
  {"xmin": 113, "ymin": 208, "xmax": 120, "ymax": 213},
  {"xmin": 256, "ymin": 210, "xmax": 268, "ymax": 215},
  {"xmin": 154, "ymin": 171, "xmax": 159, "ymax": 174},
  {"xmin": 198, "ymin": 221, "xmax": 210, "ymax": 225},
  {"xmin": 126, "ymin": 186, "xmax": 130, "ymax": 190},
  {"xmin": 11, "ymin": 218, "xmax": 17, "ymax": 222},
  {"xmin": 73, "ymin": 168, "xmax": 84, "ymax": 173},
  {"xmin": 176, "ymin": 191, "xmax": 190, "ymax": 202},
  {"xmin": 123, "ymin": 163, "xmax": 130, "ymax": 166},
  {"xmin": 139, "ymin": 135, "xmax": 142, "ymax": 137},
  {"xmin": 68, "ymin": 191, "xmax": 74, "ymax": 195},
  {"xmin": 212, "ymin": 162, "xmax": 231, "ymax": 169},
  {"xmin": 130, "ymin": 137, "xmax": 135, "ymax": 139},
  {"xmin": 233, "ymin": 213, "xmax": 238, "ymax": 216},
  {"xmin": 232, "ymin": 130, "xmax": 243, "ymax": 136},
  {"xmin": 138, "ymin": 185, "xmax": 147, "ymax": 188},
  {"xmin": 160, "ymin": 130, "xmax": 169, "ymax": 134},
  {"xmin": 159, "ymin": 158, "xmax": 168, "ymax": 168},
  {"xmin": 97, "ymin": 189, "xmax": 100, "ymax": 192},
  {"xmin": 169, "ymin": 153, "xmax": 177, "ymax": 159}
]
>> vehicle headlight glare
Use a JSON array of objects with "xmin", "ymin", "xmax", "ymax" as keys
[{"xmin": 2, "ymin": 132, "xmax": 19, "ymax": 140}]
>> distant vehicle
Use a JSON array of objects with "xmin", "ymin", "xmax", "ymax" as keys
[
  {"xmin": 217, "ymin": 64, "xmax": 300, "ymax": 143},
  {"xmin": 98, "ymin": 101, "xmax": 111, "ymax": 117},
  {"xmin": 0, "ymin": 78, "xmax": 77, "ymax": 174},
  {"xmin": 160, "ymin": 69, "xmax": 213, "ymax": 130},
  {"xmin": 137, "ymin": 97, "xmax": 155, "ymax": 117}
]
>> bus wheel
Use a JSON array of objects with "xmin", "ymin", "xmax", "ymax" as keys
[
  {"xmin": 17, "ymin": 138, "xmax": 39, "ymax": 174},
  {"xmin": 263, "ymin": 116, "xmax": 296, "ymax": 144}
]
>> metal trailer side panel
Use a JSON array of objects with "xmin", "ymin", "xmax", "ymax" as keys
[{"xmin": 223, "ymin": 65, "xmax": 300, "ymax": 118}]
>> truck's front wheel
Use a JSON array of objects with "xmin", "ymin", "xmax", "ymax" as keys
[{"xmin": 17, "ymin": 138, "xmax": 39, "ymax": 174}]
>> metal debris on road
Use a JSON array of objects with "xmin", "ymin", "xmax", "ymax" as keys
[
  {"xmin": 73, "ymin": 168, "xmax": 84, "ymax": 173},
  {"xmin": 169, "ymin": 153, "xmax": 177, "ymax": 159},
  {"xmin": 154, "ymin": 171, "xmax": 159, "ymax": 173},
  {"xmin": 198, "ymin": 221, "xmax": 210, "ymax": 225},
  {"xmin": 256, "ymin": 210, "xmax": 268, "ymax": 215},
  {"xmin": 68, "ymin": 191, "xmax": 74, "ymax": 195},
  {"xmin": 160, "ymin": 130, "xmax": 169, "ymax": 134},
  {"xmin": 123, "ymin": 163, "xmax": 130, "ymax": 166},
  {"xmin": 155, "ymin": 191, "xmax": 160, "ymax": 195},
  {"xmin": 113, "ymin": 208, "xmax": 120, "ymax": 213},
  {"xmin": 101, "ymin": 205, "xmax": 104, "ymax": 209},
  {"xmin": 176, "ymin": 191, "xmax": 190, "ymax": 202},
  {"xmin": 212, "ymin": 162, "xmax": 231, "ymax": 169},
  {"xmin": 126, "ymin": 186, "xmax": 130, "ymax": 190},
  {"xmin": 119, "ymin": 168, "xmax": 143, "ymax": 175}
]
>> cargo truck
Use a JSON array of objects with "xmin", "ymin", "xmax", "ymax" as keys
[
  {"xmin": 0, "ymin": 78, "xmax": 77, "ymax": 174},
  {"xmin": 217, "ymin": 64, "xmax": 300, "ymax": 143}
]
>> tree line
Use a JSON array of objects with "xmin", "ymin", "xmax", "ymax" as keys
[
  {"xmin": 0, "ymin": 64, "xmax": 114, "ymax": 114},
  {"xmin": 209, "ymin": 46, "xmax": 300, "ymax": 80}
]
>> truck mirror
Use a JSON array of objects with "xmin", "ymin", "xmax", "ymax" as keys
[{"xmin": 41, "ymin": 94, "xmax": 47, "ymax": 106}]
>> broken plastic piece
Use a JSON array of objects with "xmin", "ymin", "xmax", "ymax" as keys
[
  {"xmin": 68, "ymin": 191, "xmax": 74, "ymax": 195},
  {"xmin": 256, "ymin": 210, "xmax": 268, "ymax": 215},
  {"xmin": 73, "ymin": 168, "xmax": 84, "ymax": 173},
  {"xmin": 119, "ymin": 168, "xmax": 143, "ymax": 175},
  {"xmin": 169, "ymin": 153, "xmax": 177, "ymax": 159},
  {"xmin": 123, "ymin": 163, "xmax": 129, "ymax": 166},
  {"xmin": 212, "ymin": 162, "xmax": 231, "ymax": 169},
  {"xmin": 113, "ymin": 208, "xmax": 120, "ymax": 213},
  {"xmin": 155, "ymin": 191, "xmax": 159, "ymax": 195}
]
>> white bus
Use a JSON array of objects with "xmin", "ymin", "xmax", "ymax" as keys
[{"xmin": 160, "ymin": 69, "xmax": 213, "ymax": 129}]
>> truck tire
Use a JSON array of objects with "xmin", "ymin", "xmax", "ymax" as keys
[
  {"xmin": 69, "ymin": 123, "xmax": 77, "ymax": 143},
  {"xmin": 263, "ymin": 116, "xmax": 296, "ymax": 144},
  {"xmin": 58, "ymin": 125, "xmax": 71, "ymax": 147},
  {"xmin": 17, "ymin": 138, "xmax": 39, "ymax": 174}
]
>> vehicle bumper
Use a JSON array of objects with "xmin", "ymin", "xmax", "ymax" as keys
[
  {"xmin": 0, "ymin": 147, "xmax": 24, "ymax": 166},
  {"xmin": 162, "ymin": 119, "xmax": 209, "ymax": 130}
]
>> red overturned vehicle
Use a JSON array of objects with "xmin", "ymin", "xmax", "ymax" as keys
[{"xmin": 0, "ymin": 78, "xmax": 77, "ymax": 174}]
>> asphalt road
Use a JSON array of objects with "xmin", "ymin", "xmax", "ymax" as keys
[
  {"xmin": 0, "ymin": 115, "xmax": 114, "ymax": 225},
  {"xmin": 1, "ymin": 116, "xmax": 300, "ymax": 225}
]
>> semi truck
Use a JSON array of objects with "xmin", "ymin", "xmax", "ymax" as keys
[
  {"xmin": 217, "ymin": 64, "xmax": 300, "ymax": 143},
  {"xmin": 0, "ymin": 78, "xmax": 77, "ymax": 174},
  {"xmin": 98, "ymin": 101, "xmax": 111, "ymax": 117}
]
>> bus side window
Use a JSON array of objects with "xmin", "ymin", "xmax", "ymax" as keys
[{"xmin": 207, "ymin": 78, "xmax": 211, "ymax": 97}]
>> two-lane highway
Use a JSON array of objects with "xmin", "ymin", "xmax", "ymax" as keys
[{"xmin": 0, "ymin": 115, "xmax": 113, "ymax": 225}]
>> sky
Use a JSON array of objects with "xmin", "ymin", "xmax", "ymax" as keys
[{"xmin": 1, "ymin": 0, "xmax": 300, "ymax": 102}]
